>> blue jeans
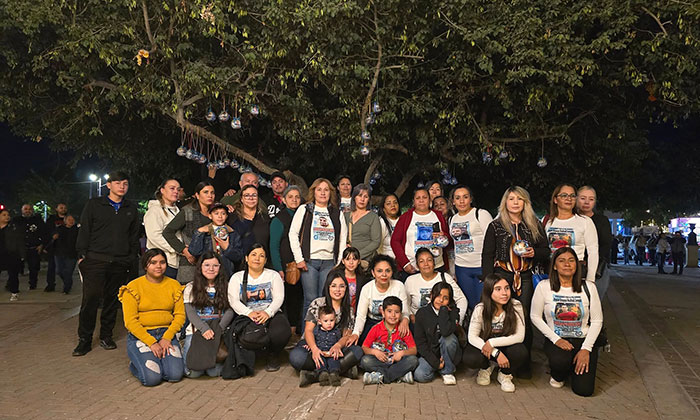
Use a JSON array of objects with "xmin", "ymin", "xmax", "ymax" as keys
[
  {"xmin": 414, "ymin": 334, "xmax": 460, "ymax": 382},
  {"xmin": 126, "ymin": 327, "xmax": 184, "ymax": 386},
  {"xmin": 360, "ymin": 354, "xmax": 419, "ymax": 383},
  {"xmin": 455, "ymin": 266, "xmax": 483, "ymax": 310},
  {"xmin": 301, "ymin": 259, "xmax": 335, "ymax": 319},
  {"xmin": 54, "ymin": 256, "xmax": 77, "ymax": 293},
  {"xmin": 316, "ymin": 356, "xmax": 341, "ymax": 373},
  {"xmin": 595, "ymin": 264, "xmax": 610, "ymax": 299},
  {"xmin": 289, "ymin": 341, "xmax": 363, "ymax": 372},
  {"xmin": 182, "ymin": 334, "xmax": 223, "ymax": 378}
]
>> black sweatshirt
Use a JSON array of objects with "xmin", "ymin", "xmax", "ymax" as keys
[
  {"xmin": 414, "ymin": 304, "xmax": 458, "ymax": 370},
  {"xmin": 13, "ymin": 215, "xmax": 46, "ymax": 248},
  {"xmin": 76, "ymin": 196, "xmax": 140, "ymax": 262}
]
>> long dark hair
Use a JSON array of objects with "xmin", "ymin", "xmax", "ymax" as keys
[
  {"xmin": 548, "ymin": 246, "xmax": 583, "ymax": 293},
  {"xmin": 336, "ymin": 247, "xmax": 363, "ymax": 274},
  {"xmin": 429, "ymin": 281, "xmax": 456, "ymax": 309},
  {"xmin": 548, "ymin": 183, "xmax": 578, "ymax": 220},
  {"xmin": 378, "ymin": 193, "xmax": 400, "ymax": 234},
  {"xmin": 192, "ymin": 252, "xmax": 229, "ymax": 311},
  {"xmin": 479, "ymin": 273, "xmax": 522, "ymax": 340},
  {"xmin": 323, "ymin": 270, "xmax": 352, "ymax": 331},
  {"xmin": 191, "ymin": 180, "xmax": 214, "ymax": 209}
]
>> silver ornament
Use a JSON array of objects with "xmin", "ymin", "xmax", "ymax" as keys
[
  {"xmin": 231, "ymin": 117, "xmax": 241, "ymax": 129},
  {"xmin": 185, "ymin": 149, "xmax": 195, "ymax": 160},
  {"xmin": 365, "ymin": 114, "xmax": 375, "ymax": 125},
  {"xmin": 537, "ymin": 157, "xmax": 548, "ymax": 168},
  {"xmin": 250, "ymin": 105, "xmax": 260, "ymax": 116},
  {"xmin": 361, "ymin": 130, "xmax": 371, "ymax": 141},
  {"xmin": 222, "ymin": 157, "xmax": 231, "ymax": 167},
  {"xmin": 360, "ymin": 145, "xmax": 370, "ymax": 156},
  {"xmin": 218, "ymin": 110, "xmax": 230, "ymax": 122},
  {"xmin": 369, "ymin": 178, "xmax": 376, "ymax": 186},
  {"xmin": 176, "ymin": 146, "xmax": 187, "ymax": 157},
  {"xmin": 499, "ymin": 150, "xmax": 509, "ymax": 159},
  {"xmin": 482, "ymin": 152, "xmax": 493, "ymax": 163},
  {"xmin": 372, "ymin": 101, "xmax": 381, "ymax": 113},
  {"xmin": 206, "ymin": 109, "xmax": 217, "ymax": 122},
  {"xmin": 230, "ymin": 159, "xmax": 239, "ymax": 169},
  {"xmin": 513, "ymin": 240, "xmax": 530, "ymax": 256}
]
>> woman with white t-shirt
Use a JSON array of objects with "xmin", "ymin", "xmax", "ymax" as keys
[
  {"xmin": 349, "ymin": 255, "xmax": 410, "ymax": 344},
  {"xmin": 289, "ymin": 178, "xmax": 348, "ymax": 320},
  {"xmin": 448, "ymin": 185, "xmax": 493, "ymax": 310},
  {"xmin": 405, "ymin": 247, "xmax": 468, "ymax": 325},
  {"xmin": 336, "ymin": 175, "xmax": 353, "ymax": 214},
  {"xmin": 531, "ymin": 247, "xmax": 603, "ymax": 397},
  {"xmin": 182, "ymin": 252, "xmax": 233, "ymax": 378},
  {"xmin": 377, "ymin": 193, "xmax": 401, "ymax": 259},
  {"xmin": 391, "ymin": 187, "xmax": 450, "ymax": 281},
  {"xmin": 543, "ymin": 184, "xmax": 599, "ymax": 283}
]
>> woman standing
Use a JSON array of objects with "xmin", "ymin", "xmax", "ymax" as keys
[
  {"xmin": 228, "ymin": 185, "xmax": 270, "ymax": 266},
  {"xmin": 118, "ymin": 249, "xmax": 185, "ymax": 386},
  {"xmin": 289, "ymin": 178, "xmax": 347, "ymax": 320},
  {"xmin": 336, "ymin": 175, "xmax": 353, "ymax": 214},
  {"xmin": 0, "ymin": 209, "xmax": 24, "ymax": 302},
  {"xmin": 544, "ymin": 184, "xmax": 599, "ymax": 283},
  {"xmin": 144, "ymin": 178, "xmax": 182, "ymax": 279},
  {"xmin": 426, "ymin": 181, "xmax": 444, "ymax": 205},
  {"xmin": 288, "ymin": 271, "xmax": 364, "ymax": 386},
  {"xmin": 391, "ymin": 188, "xmax": 450, "ymax": 281},
  {"xmin": 377, "ymin": 194, "xmax": 401, "ymax": 259},
  {"xmin": 576, "ymin": 186, "xmax": 613, "ymax": 297},
  {"xmin": 228, "ymin": 244, "xmax": 291, "ymax": 372},
  {"xmin": 163, "ymin": 181, "xmax": 215, "ymax": 284},
  {"xmin": 531, "ymin": 247, "xmax": 603, "ymax": 397},
  {"xmin": 463, "ymin": 274, "xmax": 527, "ymax": 393},
  {"xmin": 482, "ymin": 186, "xmax": 549, "ymax": 377},
  {"xmin": 345, "ymin": 184, "xmax": 382, "ymax": 265},
  {"xmin": 432, "ymin": 196, "xmax": 450, "ymax": 220},
  {"xmin": 269, "ymin": 185, "xmax": 304, "ymax": 333},
  {"xmin": 182, "ymin": 252, "xmax": 233, "ymax": 378},
  {"xmin": 449, "ymin": 185, "xmax": 493, "ymax": 310}
]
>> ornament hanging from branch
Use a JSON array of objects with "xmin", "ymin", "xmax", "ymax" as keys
[{"xmin": 537, "ymin": 139, "xmax": 547, "ymax": 168}]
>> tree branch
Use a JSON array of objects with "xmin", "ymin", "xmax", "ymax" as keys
[
  {"xmin": 394, "ymin": 167, "xmax": 419, "ymax": 199},
  {"xmin": 141, "ymin": 0, "xmax": 158, "ymax": 53},
  {"xmin": 360, "ymin": 2, "xmax": 382, "ymax": 133},
  {"xmin": 363, "ymin": 154, "xmax": 383, "ymax": 185},
  {"xmin": 182, "ymin": 94, "xmax": 204, "ymax": 107},
  {"xmin": 83, "ymin": 80, "xmax": 118, "ymax": 90},
  {"xmin": 640, "ymin": 6, "xmax": 669, "ymax": 37}
]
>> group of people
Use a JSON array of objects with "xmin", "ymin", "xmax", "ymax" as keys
[
  {"xmin": 2, "ymin": 170, "xmax": 614, "ymax": 397},
  {"xmin": 619, "ymin": 231, "xmax": 688, "ymax": 275}
]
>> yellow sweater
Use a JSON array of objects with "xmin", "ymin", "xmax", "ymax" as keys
[{"xmin": 118, "ymin": 276, "xmax": 185, "ymax": 346}]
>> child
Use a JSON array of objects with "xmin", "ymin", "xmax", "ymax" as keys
[
  {"xmin": 313, "ymin": 305, "xmax": 344, "ymax": 386},
  {"xmin": 53, "ymin": 214, "xmax": 79, "ymax": 294},
  {"xmin": 360, "ymin": 296, "xmax": 419, "ymax": 384},
  {"xmin": 189, "ymin": 203, "xmax": 243, "ymax": 277},
  {"xmin": 413, "ymin": 282, "xmax": 461, "ymax": 385}
]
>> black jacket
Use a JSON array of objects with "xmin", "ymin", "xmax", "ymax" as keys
[
  {"xmin": 481, "ymin": 219, "xmax": 549, "ymax": 276},
  {"xmin": 54, "ymin": 225, "xmax": 78, "ymax": 259},
  {"xmin": 0, "ymin": 223, "xmax": 26, "ymax": 259},
  {"xmin": 45, "ymin": 214, "xmax": 65, "ymax": 253},
  {"xmin": 76, "ymin": 196, "xmax": 140, "ymax": 262},
  {"xmin": 13, "ymin": 215, "xmax": 46, "ymax": 248},
  {"xmin": 414, "ymin": 304, "xmax": 458, "ymax": 370}
]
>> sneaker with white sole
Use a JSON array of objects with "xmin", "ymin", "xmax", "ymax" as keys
[
  {"xmin": 10, "ymin": 293, "xmax": 18, "ymax": 302},
  {"xmin": 400, "ymin": 371, "xmax": 414, "ymax": 384},
  {"xmin": 549, "ymin": 376, "xmax": 565, "ymax": 388},
  {"xmin": 476, "ymin": 368, "xmax": 492, "ymax": 385},
  {"xmin": 497, "ymin": 371, "xmax": 515, "ymax": 393},
  {"xmin": 442, "ymin": 374, "xmax": 457, "ymax": 385},
  {"xmin": 363, "ymin": 371, "xmax": 384, "ymax": 385}
]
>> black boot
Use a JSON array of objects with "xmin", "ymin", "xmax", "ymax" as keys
[
  {"xmin": 72, "ymin": 338, "xmax": 92, "ymax": 356},
  {"xmin": 339, "ymin": 351, "xmax": 359, "ymax": 379},
  {"xmin": 299, "ymin": 370, "xmax": 318, "ymax": 387}
]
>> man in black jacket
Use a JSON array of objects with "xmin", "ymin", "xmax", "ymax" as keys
[
  {"xmin": 44, "ymin": 202, "xmax": 67, "ymax": 292},
  {"xmin": 14, "ymin": 204, "xmax": 46, "ymax": 290},
  {"xmin": 72, "ymin": 171, "xmax": 140, "ymax": 357}
]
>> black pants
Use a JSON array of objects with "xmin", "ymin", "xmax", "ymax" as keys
[
  {"xmin": 462, "ymin": 343, "xmax": 528, "ymax": 375},
  {"xmin": 264, "ymin": 312, "xmax": 292, "ymax": 353},
  {"xmin": 25, "ymin": 247, "xmax": 41, "ymax": 287},
  {"xmin": 672, "ymin": 252, "xmax": 685, "ymax": 274},
  {"xmin": 544, "ymin": 338, "xmax": 599, "ymax": 397},
  {"xmin": 77, "ymin": 258, "xmax": 130, "ymax": 341},
  {"xmin": 635, "ymin": 247, "xmax": 646, "ymax": 265},
  {"xmin": 657, "ymin": 252, "xmax": 667, "ymax": 273},
  {"xmin": 495, "ymin": 268, "xmax": 534, "ymax": 358},
  {"xmin": 1, "ymin": 255, "xmax": 21, "ymax": 293},
  {"xmin": 283, "ymin": 281, "xmax": 303, "ymax": 331},
  {"xmin": 46, "ymin": 250, "xmax": 56, "ymax": 288}
]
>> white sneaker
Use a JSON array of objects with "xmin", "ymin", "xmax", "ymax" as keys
[
  {"xmin": 549, "ymin": 376, "xmax": 565, "ymax": 388},
  {"xmin": 10, "ymin": 293, "xmax": 18, "ymax": 302},
  {"xmin": 476, "ymin": 368, "xmax": 492, "ymax": 386},
  {"xmin": 442, "ymin": 374, "xmax": 457, "ymax": 385},
  {"xmin": 497, "ymin": 371, "xmax": 515, "ymax": 393},
  {"xmin": 400, "ymin": 371, "xmax": 414, "ymax": 384},
  {"xmin": 363, "ymin": 371, "xmax": 384, "ymax": 385}
]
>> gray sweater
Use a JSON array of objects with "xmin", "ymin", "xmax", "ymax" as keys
[{"xmin": 345, "ymin": 211, "xmax": 382, "ymax": 260}]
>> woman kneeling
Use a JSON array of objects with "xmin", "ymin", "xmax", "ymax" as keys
[
  {"xmin": 463, "ymin": 274, "xmax": 527, "ymax": 393},
  {"xmin": 119, "ymin": 249, "xmax": 186, "ymax": 386}
]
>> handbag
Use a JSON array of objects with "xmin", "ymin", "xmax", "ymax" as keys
[
  {"xmin": 582, "ymin": 281, "xmax": 608, "ymax": 348},
  {"xmin": 216, "ymin": 326, "xmax": 229, "ymax": 364},
  {"xmin": 285, "ymin": 261, "xmax": 301, "ymax": 285},
  {"xmin": 232, "ymin": 270, "xmax": 271, "ymax": 350},
  {"xmin": 531, "ymin": 265, "xmax": 549, "ymax": 290}
]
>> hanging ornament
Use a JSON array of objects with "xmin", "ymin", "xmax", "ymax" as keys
[
  {"xmin": 198, "ymin": 154, "xmax": 208, "ymax": 164},
  {"xmin": 176, "ymin": 146, "xmax": 187, "ymax": 157},
  {"xmin": 372, "ymin": 101, "xmax": 381, "ymax": 113},
  {"xmin": 222, "ymin": 157, "xmax": 231, "ymax": 167},
  {"xmin": 440, "ymin": 168, "xmax": 450, "ymax": 177},
  {"xmin": 250, "ymin": 104, "xmax": 260, "ymax": 116},
  {"xmin": 537, "ymin": 157, "xmax": 548, "ymax": 168},
  {"xmin": 207, "ymin": 162, "xmax": 217, "ymax": 170},
  {"xmin": 499, "ymin": 150, "xmax": 509, "ymax": 159},
  {"xmin": 230, "ymin": 159, "xmax": 239, "ymax": 169},
  {"xmin": 450, "ymin": 176, "xmax": 458, "ymax": 185},
  {"xmin": 237, "ymin": 165, "xmax": 246, "ymax": 173},
  {"xmin": 360, "ymin": 145, "xmax": 370, "ymax": 156},
  {"xmin": 369, "ymin": 178, "xmax": 377, "ymax": 186},
  {"xmin": 442, "ymin": 177, "xmax": 451, "ymax": 185},
  {"xmin": 417, "ymin": 182, "xmax": 425, "ymax": 188},
  {"xmin": 231, "ymin": 117, "xmax": 242, "ymax": 129},
  {"xmin": 372, "ymin": 171, "xmax": 381, "ymax": 179},
  {"xmin": 361, "ymin": 130, "xmax": 371, "ymax": 141},
  {"xmin": 482, "ymin": 151, "xmax": 493, "ymax": 163},
  {"xmin": 365, "ymin": 114, "xmax": 375, "ymax": 126},
  {"xmin": 185, "ymin": 149, "xmax": 195, "ymax": 160},
  {"xmin": 206, "ymin": 107, "xmax": 217, "ymax": 123},
  {"xmin": 218, "ymin": 110, "xmax": 230, "ymax": 122}
]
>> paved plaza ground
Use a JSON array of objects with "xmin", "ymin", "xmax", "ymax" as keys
[{"xmin": 1, "ymin": 264, "xmax": 699, "ymax": 419}]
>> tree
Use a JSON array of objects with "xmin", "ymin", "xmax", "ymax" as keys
[{"xmin": 0, "ymin": 0, "xmax": 698, "ymax": 207}]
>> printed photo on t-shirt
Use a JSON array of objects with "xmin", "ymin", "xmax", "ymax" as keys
[
  {"xmin": 197, "ymin": 289, "xmax": 219, "ymax": 320},
  {"xmin": 369, "ymin": 299, "xmax": 383, "ymax": 320},
  {"xmin": 415, "ymin": 221, "xmax": 435, "ymax": 252},
  {"xmin": 551, "ymin": 294, "xmax": 585, "ymax": 337},
  {"xmin": 419, "ymin": 287, "xmax": 431, "ymax": 308},
  {"xmin": 547, "ymin": 227, "xmax": 575, "ymax": 251},
  {"xmin": 313, "ymin": 210, "xmax": 335, "ymax": 242},
  {"xmin": 241, "ymin": 282, "xmax": 273, "ymax": 311},
  {"xmin": 451, "ymin": 221, "xmax": 474, "ymax": 254}
]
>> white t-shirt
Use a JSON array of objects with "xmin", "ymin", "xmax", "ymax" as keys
[
  {"xmin": 378, "ymin": 217, "xmax": 398, "ymax": 258},
  {"xmin": 352, "ymin": 279, "xmax": 409, "ymax": 337},
  {"xmin": 289, "ymin": 204, "xmax": 348, "ymax": 263},
  {"xmin": 467, "ymin": 300, "xmax": 525, "ymax": 350},
  {"xmin": 404, "ymin": 212, "xmax": 443, "ymax": 269},
  {"xmin": 530, "ymin": 280, "xmax": 603, "ymax": 352},
  {"xmin": 183, "ymin": 283, "xmax": 218, "ymax": 335},
  {"xmin": 404, "ymin": 272, "xmax": 468, "ymax": 323},
  {"xmin": 339, "ymin": 197, "xmax": 352, "ymax": 214},
  {"xmin": 228, "ymin": 268, "xmax": 284, "ymax": 317},
  {"xmin": 449, "ymin": 209, "xmax": 493, "ymax": 268},
  {"xmin": 545, "ymin": 215, "xmax": 599, "ymax": 282}
]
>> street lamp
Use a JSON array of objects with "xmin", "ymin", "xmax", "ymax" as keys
[{"xmin": 88, "ymin": 174, "xmax": 110, "ymax": 198}]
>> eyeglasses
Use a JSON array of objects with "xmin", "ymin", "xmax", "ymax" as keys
[
  {"xmin": 242, "ymin": 194, "xmax": 258, "ymax": 199},
  {"xmin": 557, "ymin": 193, "xmax": 577, "ymax": 199},
  {"xmin": 202, "ymin": 263, "xmax": 221, "ymax": 270}
]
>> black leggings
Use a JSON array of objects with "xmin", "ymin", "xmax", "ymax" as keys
[
  {"xmin": 265, "ymin": 313, "xmax": 292, "ymax": 353},
  {"xmin": 494, "ymin": 268, "xmax": 533, "ymax": 357},
  {"xmin": 544, "ymin": 338, "xmax": 599, "ymax": 397},
  {"xmin": 462, "ymin": 343, "xmax": 528, "ymax": 375}
]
